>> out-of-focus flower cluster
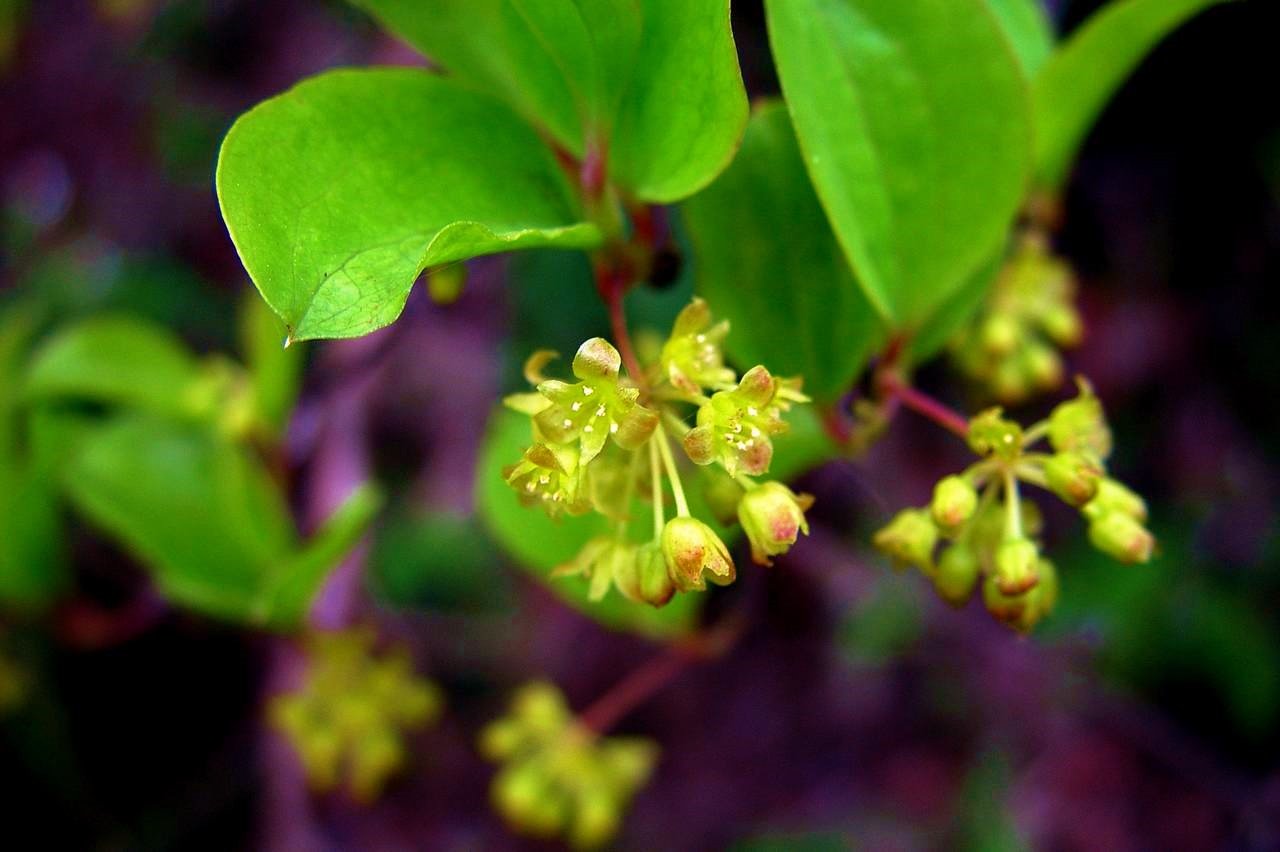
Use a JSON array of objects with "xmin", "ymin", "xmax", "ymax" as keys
[
  {"xmin": 479, "ymin": 682, "xmax": 658, "ymax": 849},
  {"xmin": 951, "ymin": 232, "xmax": 1083, "ymax": 403},
  {"xmin": 504, "ymin": 299, "xmax": 813, "ymax": 605},
  {"xmin": 874, "ymin": 379, "xmax": 1154, "ymax": 632},
  {"xmin": 269, "ymin": 628, "xmax": 443, "ymax": 802}
]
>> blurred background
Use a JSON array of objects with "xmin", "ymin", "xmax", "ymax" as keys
[{"xmin": 1, "ymin": 0, "xmax": 1278, "ymax": 849}]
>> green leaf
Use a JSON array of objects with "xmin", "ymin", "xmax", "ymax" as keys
[
  {"xmin": 985, "ymin": 0, "xmax": 1055, "ymax": 78},
  {"xmin": 261, "ymin": 483, "xmax": 383, "ymax": 628},
  {"xmin": 216, "ymin": 67, "xmax": 600, "ymax": 341},
  {"xmin": 24, "ymin": 315, "xmax": 202, "ymax": 416},
  {"xmin": 62, "ymin": 415, "xmax": 373, "ymax": 628},
  {"xmin": 476, "ymin": 407, "xmax": 700, "ymax": 637},
  {"xmin": 683, "ymin": 101, "xmax": 884, "ymax": 402},
  {"xmin": 908, "ymin": 248, "xmax": 1005, "ymax": 364},
  {"xmin": 352, "ymin": 0, "xmax": 747, "ymax": 203},
  {"xmin": 765, "ymin": 0, "xmax": 1033, "ymax": 328},
  {"xmin": 238, "ymin": 293, "xmax": 302, "ymax": 438},
  {"xmin": 1032, "ymin": 0, "xmax": 1234, "ymax": 187}
]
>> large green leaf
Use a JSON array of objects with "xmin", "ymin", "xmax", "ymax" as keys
[
  {"xmin": 62, "ymin": 415, "xmax": 373, "ymax": 628},
  {"xmin": 1032, "ymin": 0, "xmax": 1233, "ymax": 187},
  {"xmin": 985, "ymin": 0, "xmax": 1055, "ymax": 78},
  {"xmin": 683, "ymin": 101, "xmax": 884, "ymax": 402},
  {"xmin": 765, "ymin": 0, "xmax": 1032, "ymax": 329},
  {"xmin": 24, "ymin": 315, "xmax": 202, "ymax": 416},
  {"xmin": 216, "ymin": 68, "xmax": 600, "ymax": 342},
  {"xmin": 352, "ymin": 0, "xmax": 747, "ymax": 203}
]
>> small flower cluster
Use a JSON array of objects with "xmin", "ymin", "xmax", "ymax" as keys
[
  {"xmin": 269, "ymin": 628, "xmax": 444, "ymax": 802},
  {"xmin": 505, "ymin": 299, "xmax": 814, "ymax": 604},
  {"xmin": 951, "ymin": 232, "xmax": 1083, "ymax": 403},
  {"xmin": 873, "ymin": 379, "xmax": 1154, "ymax": 632},
  {"xmin": 479, "ymin": 682, "xmax": 658, "ymax": 849}
]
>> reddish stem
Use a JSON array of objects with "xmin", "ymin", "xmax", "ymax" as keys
[
  {"xmin": 883, "ymin": 378, "xmax": 970, "ymax": 439},
  {"xmin": 578, "ymin": 619, "xmax": 743, "ymax": 734},
  {"xmin": 596, "ymin": 262, "xmax": 648, "ymax": 392}
]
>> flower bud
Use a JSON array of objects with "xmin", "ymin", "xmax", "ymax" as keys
[
  {"xmin": 980, "ymin": 313, "xmax": 1020, "ymax": 356},
  {"xmin": 995, "ymin": 537, "xmax": 1040, "ymax": 595},
  {"xmin": 660, "ymin": 517, "xmax": 735, "ymax": 592},
  {"xmin": 1082, "ymin": 477, "xmax": 1148, "ymax": 523},
  {"xmin": 738, "ymin": 481, "xmax": 814, "ymax": 566},
  {"xmin": 983, "ymin": 574, "xmax": 1030, "ymax": 629},
  {"xmin": 349, "ymin": 727, "xmax": 404, "ymax": 803},
  {"xmin": 615, "ymin": 542, "xmax": 675, "ymax": 607},
  {"xmin": 1010, "ymin": 559, "xmax": 1059, "ymax": 633},
  {"xmin": 872, "ymin": 509, "xmax": 937, "ymax": 571},
  {"xmin": 1088, "ymin": 511, "xmax": 1155, "ymax": 564},
  {"xmin": 700, "ymin": 469, "xmax": 745, "ymax": 526},
  {"xmin": 1022, "ymin": 340, "xmax": 1064, "ymax": 390},
  {"xmin": 493, "ymin": 760, "xmax": 565, "ymax": 837},
  {"xmin": 930, "ymin": 475, "xmax": 977, "ymax": 533},
  {"xmin": 1043, "ymin": 451, "xmax": 1102, "ymax": 507},
  {"xmin": 1040, "ymin": 303, "xmax": 1083, "ymax": 347},
  {"xmin": 570, "ymin": 788, "xmax": 621, "ymax": 850},
  {"xmin": 934, "ymin": 543, "xmax": 980, "ymax": 607},
  {"xmin": 1048, "ymin": 378, "xmax": 1112, "ymax": 459}
]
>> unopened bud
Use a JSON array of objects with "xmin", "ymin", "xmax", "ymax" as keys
[
  {"xmin": 1082, "ymin": 477, "xmax": 1148, "ymax": 523},
  {"xmin": 738, "ymin": 481, "xmax": 813, "ymax": 566},
  {"xmin": 570, "ymin": 788, "xmax": 621, "ymax": 850},
  {"xmin": 980, "ymin": 314, "xmax": 1020, "ymax": 356},
  {"xmin": 983, "ymin": 574, "xmax": 1030, "ymax": 628},
  {"xmin": 934, "ymin": 544, "xmax": 980, "ymax": 607},
  {"xmin": 660, "ymin": 517, "xmax": 735, "ymax": 592},
  {"xmin": 930, "ymin": 475, "xmax": 978, "ymax": 533},
  {"xmin": 995, "ymin": 537, "xmax": 1040, "ymax": 595},
  {"xmin": 1022, "ymin": 341, "xmax": 1064, "ymax": 390},
  {"xmin": 1088, "ymin": 511, "xmax": 1155, "ymax": 564},
  {"xmin": 616, "ymin": 542, "xmax": 675, "ymax": 607},
  {"xmin": 1048, "ymin": 378, "xmax": 1112, "ymax": 459},
  {"xmin": 1041, "ymin": 303, "xmax": 1083, "ymax": 347},
  {"xmin": 872, "ymin": 509, "xmax": 937, "ymax": 571},
  {"xmin": 700, "ymin": 469, "xmax": 745, "ymax": 526},
  {"xmin": 1043, "ymin": 451, "xmax": 1102, "ymax": 507}
]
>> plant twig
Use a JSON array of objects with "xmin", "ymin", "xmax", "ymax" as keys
[{"xmin": 882, "ymin": 377, "xmax": 970, "ymax": 439}]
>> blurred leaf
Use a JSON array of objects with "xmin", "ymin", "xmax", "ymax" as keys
[
  {"xmin": 1032, "ymin": 0, "xmax": 1234, "ymax": 187},
  {"xmin": 261, "ymin": 483, "xmax": 383, "ymax": 628},
  {"xmin": 0, "ymin": 306, "xmax": 67, "ymax": 610},
  {"xmin": 765, "ymin": 0, "xmax": 1032, "ymax": 329},
  {"xmin": 985, "ymin": 0, "xmax": 1055, "ymax": 78},
  {"xmin": 684, "ymin": 101, "xmax": 884, "ymax": 402},
  {"xmin": 838, "ymin": 573, "xmax": 923, "ymax": 666},
  {"xmin": 954, "ymin": 750, "xmax": 1031, "ymax": 852},
  {"xmin": 238, "ymin": 293, "xmax": 302, "ymax": 438},
  {"xmin": 371, "ymin": 510, "xmax": 512, "ymax": 611},
  {"xmin": 24, "ymin": 315, "xmax": 202, "ymax": 416},
  {"xmin": 352, "ymin": 0, "xmax": 747, "ymax": 203},
  {"xmin": 64, "ymin": 415, "xmax": 296, "ymax": 622},
  {"xmin": 476, "ymin": 407, "xmax": 701, "ymax": 637},
  {"xmin": 1049, "ymin": 516, "xmax": 1280, "ymax": 740},
  {"xmin": 732, "ymin": 833, "xmax": 852, "ymax": 851},
  {"xmin": 62, "ymin": 415, "xmax": 371, "ymax": 628},
  {"xmin": 216, "ymin": 68, "xmax": 600, "ymax": 341}
]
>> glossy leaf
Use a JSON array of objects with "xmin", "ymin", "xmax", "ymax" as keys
[
  {"xmin": 908, "ymin": 250, "xmax": 1005, "ymax": 364},
  {"xmin": 352, "ymin": 0, "xmax": 747, "ymax": 202},
  {"xmin": 683, "ymin": 101, "xmax": 884, "ymax": 402},
  {"xmin": 216, "ymin": 68, "xmax": 600, "ymax": 342},
  {"xmin": 1032, "ymin": 0, "xmax": 1233, "ymax": 187},
  {"xmin": 985, "ymin": 0, "xmax": 1055, "ymax": 78},
  {"xmin": 766, "ymin": 0, "xmax": 1032, "ymax": 329},
  {"xmin": 24, "ymin": 315, "xmax": 202, "ymax": 416}
]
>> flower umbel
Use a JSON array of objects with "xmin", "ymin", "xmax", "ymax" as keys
[
  {"xmin": 872, "ymin": 377, "xmax": 1154, "ymax": 632},
  {"xmin": 479, "ymin": 682, "xmax": 658, "ymax": 850},
  {"xmin": 504, "ymin": 298, "xmax": 814, "ymax": 607}
]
